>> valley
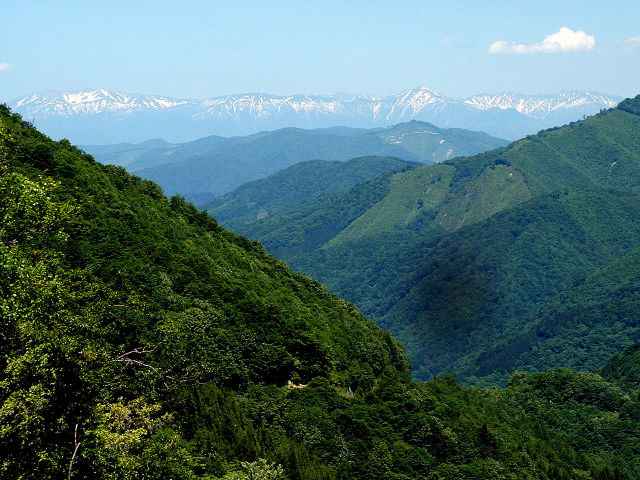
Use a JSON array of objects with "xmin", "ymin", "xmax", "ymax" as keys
[{"xmin": 210, "ymin": 96, "xmax": 640, "ymax": 386}]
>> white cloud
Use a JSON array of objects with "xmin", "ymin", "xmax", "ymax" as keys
[
  {"xmin": 0, "ymin": 63, "xmax": 10, "ymax": 71},
  {"xmin": 620, "ymin": 36, "xmax": 640, "ymax": 51},
  {"xmin": 488, "ymin": 27, "xmax": 595, "ymax": 55}
]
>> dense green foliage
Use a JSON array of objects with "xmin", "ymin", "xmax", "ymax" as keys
[
  {"xmin": 4, "ymin": 105, "xmax": 640, "ymax": 478},
  {"xmin": 83, "ymin": 121, "xmax": 507, "ymax": 204},
  {"xmin": 223, "ymin": 95, "xmax": 640, "ymax": 384},
  {"xmin": 466, "ymin": 245, "xmax": 640, "ymax": 384},
  {"xmin": 242, "ymin": 369, "xmax": 640, "ymax": 479},
  {"xmin": 0, "ymin": 106, "xmax": 406, "ymax": 478}
]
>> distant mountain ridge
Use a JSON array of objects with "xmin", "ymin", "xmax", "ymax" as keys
[
  {"xmin": 82, "ymin": 120, "xmax": 508, "ymax": 203},
  {"xmin": 10, "ymin": 87, "xmax": 620, "ymax": 143},
  {"xmin": 462, "ymin": 91, "xmax": 617, "ymax": 118},
  {"xmin": 14, "ymin": 89, "xmax": 189, "ymax": 114}
]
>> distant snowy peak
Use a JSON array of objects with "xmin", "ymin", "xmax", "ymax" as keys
[
  {"xmin": 12, "ymin": 87, "xmax": 620, "ymax": 120},
  {"xmin": 14, "ymin": 89, "xmax": 190, "ymax": 116},
  {"xmin": 463, "ymin": 91, "xmax": 619, "ymax": 117},
  {"xmin": 199, "ymin": 94, "xmax": 351, "ymax": 118},
  {"xmin": 386, "ymin": 87, "xmax": 449, "ymax": 118}
]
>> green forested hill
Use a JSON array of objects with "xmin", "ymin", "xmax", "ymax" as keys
[
  {"xmin": 204, "ymin": 156, "xmax": 416, "ymax": 232},
  {"xmin": 466, "ymin": 245, "xmax": 640, "ymax": 383},
  {"xmin": 371, "ymin": 120, "xmax": 509, "ymax": 161},
  {"xmin": 4, "ymin": 105, "xmax": 640, "ymax": 478},
  {"xmin": 226, "ymin": 95, "xmax": 640, "ymax": 384},
  {"xmin": 114, "ymin": 127, "xmax": 422, "ymax": 204}
]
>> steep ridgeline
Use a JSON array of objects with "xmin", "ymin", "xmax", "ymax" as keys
[
  {"xmin": 81, "ymin": 121, "xmax": 508, "ymax": 205},
  {"xmin": 4, "ymin": 107, "xmax": 640, "ymax": 479},
  {"xmin": 228, "ymin": 95, "xmax": 640, "ymax": 385}
]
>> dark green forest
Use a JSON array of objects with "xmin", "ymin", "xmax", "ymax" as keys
[
  {"xmin": 3, "ymin": 103, "xmax": 640, "ymax": 478},
  {"xmin": 220, "ymin": 96, "xmax": 640, "ymax": 385}
]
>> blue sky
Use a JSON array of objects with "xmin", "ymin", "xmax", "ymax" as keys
[{"xmin": 2, "ymin": 0, "xmax": 639, "ymax": 100}]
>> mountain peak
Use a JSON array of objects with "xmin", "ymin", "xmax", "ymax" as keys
[{"xmin": 417, "ymin": 86, "xmax": 444, "ymax": 94}]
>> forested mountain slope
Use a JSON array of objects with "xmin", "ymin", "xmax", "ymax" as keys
[
  {"xmin": 600, "ymin": 339, "xmax": 640, "ymax": 392},
  {"xmin": 227, "ymin": 95, "xmax": 640, "ymax": 384},
  {"xmin": 205, "ymin": 156, "xmax": 416, "ymax": 231},
  {"xmin": 0, "ymin": 105, "xmax": 405, "ymax": 478},
  {"xmin": 4, "ymin": 105, "xmax": 640, "ymax": 478}
]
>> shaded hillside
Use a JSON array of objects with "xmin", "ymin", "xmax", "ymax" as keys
[
  {"xmin": 227, "ymin": 95, "xmax": 640, "ymax": 384},
  {"xmin": 600, "ymin": 339, "xmax": 640, "ymax": 393},
  {"xmin": 466, "ymin": 246, "xmax": 640, "ymax": 384},
  {"xmin": 382, "ymin": 190, "xmax": 640, "ymax": 381}
]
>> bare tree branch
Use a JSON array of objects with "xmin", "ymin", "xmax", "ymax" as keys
[
  {"xmin": 113, "ymin": 343, "xmax": 162, "ymax": 372},
  {"xmin": 67, "ymin": 424, "xmax": 81, "ymax": 480}
]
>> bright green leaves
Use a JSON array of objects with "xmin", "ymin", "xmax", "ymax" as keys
[
  {"xmin": 0, "ymin": 171, "xmax": 79, "ymax": 477},
  {"xmin": 92, "ymin": 398, "xmax": 167, "ymax": 474},
  {"xmin": 0, "ymin": 171, "xmax": 74, "ymax": 355},
  {"xmin": 157, "ymin": 301, "xmax": 250, "ymax": 387},
  {"xmin": 0, "ymin": 171, "xmax": 73, "ymax": 248},
  {"xmin": 220, "ymin": 458, "xmax": 287, "ymax": 480},
  {"xmin": 89, "ymin": 396, "xmax": 202, "ymax": 479}
]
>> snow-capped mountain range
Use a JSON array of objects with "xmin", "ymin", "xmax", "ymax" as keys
[
  {"xmin": 14, "ymin": 90, "xmax": 189, "ymax": 115},
  {"xmin": 9, "ymin": 87, "xmax": 621, "ymax": 144},
  {"xmin": 462, "ymin": 91, "xmax": 618, "ymax": 119}
]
